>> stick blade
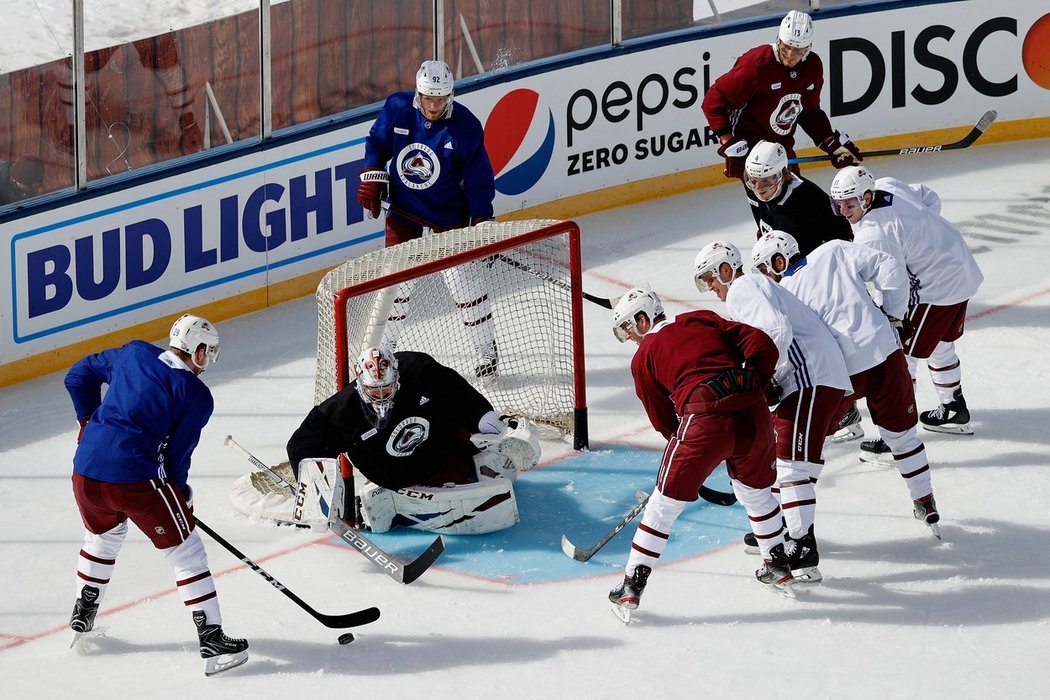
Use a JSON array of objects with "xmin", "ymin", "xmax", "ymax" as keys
[{"xmin": 400, "ymin": 535, "xmax": 446, "ymax": 585}]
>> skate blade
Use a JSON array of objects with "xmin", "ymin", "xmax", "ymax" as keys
[
  {"xmin": 791, "ymin": 566, "xmax": 823, "ymax": 585},
  {"xmin": 926, "ymin": 521, "xmax": 942, "ymax": 540},
  {"xmin": 858, "ymin": 452, "xmax": 894, "ymax": 468},
  {"xmin": 69, "ymin": 630, "xmax": 83, "ymax": 649},
  {"xmin": 921, "ymin": 423, "xmax": 973, "ymax": 435},
  {"xmin": 204, "ymin": 650, "xmax": 249, "ymax": 676},
  {"xmin": 610, "ymin": 601, "xmax": 633, "ymax": 624},
  {"xmin": 744, "ymin": 544, "xmax": 760, "ymax": 555},
  {"xmin": 831, "ymin": 424, "xmax": 865, "ymax": 443}
]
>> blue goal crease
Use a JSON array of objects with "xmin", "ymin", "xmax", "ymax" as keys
[{"xmin": 329, "ymin": 445, "xmax": 748, "ymax": 585}]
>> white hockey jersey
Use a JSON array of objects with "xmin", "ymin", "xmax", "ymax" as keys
[
  {"xmin": 851, "ymin": 177, "xmax": 983, "ymax": 307},
  {"xmin": 726, "ymin": 274, "xmax": 852, "ymax": 398},
  {"xmin": 780, "ymin": 240, "xmax": 909, "ymax": 376}
]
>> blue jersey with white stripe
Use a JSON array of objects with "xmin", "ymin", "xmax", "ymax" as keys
[{"xmin": 65, "ymin": 341, "xmax": 213, "ymax": 489}]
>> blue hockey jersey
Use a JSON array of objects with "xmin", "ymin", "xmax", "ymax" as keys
[
  {"xmin": 364, "ymin": 91, "xmax": 495, "ymax": 230},
  {"xmin": 65, "ymin": 340, "xmax": 214, "ymax": 490}
]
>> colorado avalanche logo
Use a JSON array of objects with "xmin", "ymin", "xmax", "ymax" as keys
[
  {"xmin": 770, "ymin": 93, "xmax": 803, "ymax": 136},
  {"xmin": 396, "ymin": 144, "xmax": 441, "ymax": 190},
  {"xmin": 387, "ymin": 416, "xmax": 430, "ymax": 456},
  {"xmin": 484, "ymin": 88, "xmax": 555, "ymax": 196}
]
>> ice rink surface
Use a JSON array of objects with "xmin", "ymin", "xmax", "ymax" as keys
[{"xmin": 2, "ymin": 138, "xmax": 1049, "ymax": 698}]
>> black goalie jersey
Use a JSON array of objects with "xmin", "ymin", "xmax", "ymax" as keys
[{"xmin": 286, "ymin": 351, "xmax": 494, "ymax": 490}]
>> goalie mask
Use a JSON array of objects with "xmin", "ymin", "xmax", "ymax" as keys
[
  {"xmin": 414, "ymin": 60, "xmax": 454, "ymax": 121},
  {"xmin": 751, "ymin": 231, "xmax": 800, "ymax": 279},
  {"xmin": 353, "ymin": 346, "xmax": 399, "ymax": 425},
  {"xmin": 693, "ymin": 241, "xmax": 743, "ymax": 294},
  {"xmin": 168, "ymin": 313, "xmax": 220, "ymax": 371},
  {"xmin": 612, "ymin": 287, "xmax": 664, "ymax": 343}
]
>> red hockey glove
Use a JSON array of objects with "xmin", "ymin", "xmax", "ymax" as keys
[
  {"xmin": 764, "ymin": 379, "xmax": 783, "ymax": 407},
  {"xmin": 820, "ymin": 131, "xmax": 863, "ymax": 168},
  {"xmin": 76, "ymin": 415, "xmax": 91, "ymax": 444},
  {"xmin": 717, "ymin": 137, "xmax": 749, "ymax": 179},
  {"xmin": 357, "ymin": 168, "xmax": 389, "ymax": 219}
]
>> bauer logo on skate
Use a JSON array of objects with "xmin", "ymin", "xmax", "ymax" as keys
[{"xmin": 483, "ymin": 88, "xmax": 555, "ymax": 196}]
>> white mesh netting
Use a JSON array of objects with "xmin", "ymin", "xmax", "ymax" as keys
[{"xmin": 315, "ymin": 220, "xmax": 580, "ymax": 435}]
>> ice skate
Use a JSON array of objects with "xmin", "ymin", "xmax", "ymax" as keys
[
  {"xmin": 69, "ymin": 585, "xmax": 100, "ymax": 648},
  {"xmin": 755, "ymin": 543, "xmax": 797, "ymax": 598},
  {"xmin": 831, "ymin": 401, "xmax": 864, "ymax": 443},
  {"xmin": 608, "ymin": 565, "xmax": 651, "ymax": 623},
  {"xmin": 474, "ymin": 341, "xmax": 499, "ymax": 378},
  {"xmin": 742, "ymin": 531, "xmax": 760, "ymax": 555},
  {"xmin": 194, "ymin": 610, "xmax": 249, "ymax": 676},
  {"xmin": 859, "ymin": 437, "xmax": 893, "ymax": 467},
  {"xmin": 913, "ymin": 494, "xmax": 942, "ymax": 540},
  {"xmin": 786, "ymin": 526, "xmax": 822, "ymax": 584},
  {"xmin": 920, "ymin": 389, "xmax": 973, "ymax": 435}
]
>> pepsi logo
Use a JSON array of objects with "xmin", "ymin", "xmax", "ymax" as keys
[{"xmin": 484, "ymin": 89, "xmax": 555, "ymax": 196}]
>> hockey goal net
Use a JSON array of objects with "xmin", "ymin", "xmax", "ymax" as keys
[{"xmin": 314, "ymin": 219, "xmax": 588, "ymax": 449}]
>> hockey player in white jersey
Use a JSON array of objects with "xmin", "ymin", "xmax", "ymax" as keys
[
  {"xmin": 694, "ymin": 240, "xmax": 852, "ymax": 581},
  {"xmin": 831, "ymin": 165, "xmax": 982, "ymax": 449},
  {"xmin": 752, "ymin": 231, "xmax": 943, "ymax": 538}
]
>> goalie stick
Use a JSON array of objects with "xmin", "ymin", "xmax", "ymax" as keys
[
  {"xmin": 195, "ymin": 518, "xmax": 381, "ymax": 629},
  {"xmin": 788, "ymin": 110, "xmax": 997, "ymax": 165},
  {"xmin": 378, "ymin": 201, "xmax": 621, "ymax": 309},
  {"xmin": 223, "ymin": 435, "xmax": 445, "ymax": 585}
]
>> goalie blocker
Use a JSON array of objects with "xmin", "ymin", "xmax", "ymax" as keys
[{"xmin": 229, "ymin": 416, "xmax": 540, "ymax": 535}]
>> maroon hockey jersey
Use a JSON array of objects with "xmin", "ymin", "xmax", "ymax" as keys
[
  {"xmin": 630, "ymin": 310, "xmax": 778, "ymax": 440},
  {"xmin": 702, "ymin": 44, "xmax": 834, "ymax": 158}
]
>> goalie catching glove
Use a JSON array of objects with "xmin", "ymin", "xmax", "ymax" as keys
[{"xmin": 471, "ymin": 414, "xmax": 541, "ymax": 481}]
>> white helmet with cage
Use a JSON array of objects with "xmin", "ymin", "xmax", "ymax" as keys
[
  {"xmin": 414, "ymin": 60, "xmax": 454, "ymax": 120},
  {"xmin": 168, "ymin": 313, "xmax": 220, "ymax": 370},
  {"xmin": 779, "ymin": 10, "xmax": 814, "ymax": 49},
  {"xmin": 611, "ymin": 287, "xmax": 665, "ymax": 342},
  {"xmin": 751, "ymin": 231, "xmax": 800, "ymax": 278},
  {"xmin": 693, "ymin": 241, "xmax": 743, "ymax": 293},
  {"xmin": 353, "ymin": 346, "xmax": 399, "ymax": 426},
  {"xmin": 830, "ymin": 165, "xmax": 877, "ymax": 203},
  {"xmin": 744, "ymin": 141, "xmax": 789, "ymax": 201}
]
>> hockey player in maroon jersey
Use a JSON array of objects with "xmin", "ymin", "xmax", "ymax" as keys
[
  {"xmin": 702, "ymin": 10, "xmax": 861, "ymax": 180},
  {"xmin": 607, "ymin": 288, "xmax": 796, "ymax": 621}
]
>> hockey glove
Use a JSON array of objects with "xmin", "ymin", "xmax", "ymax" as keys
[
  {"xmin": 357, "ymin": 168, "xmax": 389, "ymax": 218},
  {"xmin": 470, "ymin": 215, "xmax": 495, "ymax": 227},
  {"xmin": 819, "ymin": 131, "xmax": 863, "ymax": 168},
  {"xmin": 764, "ymin": 379, "xmax": 783, "ymax": 407},
  {"xmin": 181, "ymin": 484, "xmax": 194, "ymax": 510},
  {"xmin": 76, "ymin": 414, "xmax": 91, "ymax": 444},
  {"xmin": 717, "ymin": 137, "xmax": 749, "ymax": 179}
]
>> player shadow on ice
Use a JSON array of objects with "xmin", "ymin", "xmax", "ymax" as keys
[
  {"xmin": 627, "ymin": 517, "xmax": 1050, "ymax": 629},
  {"xmin": 226, "ymin": 633, "xmax": 617, "ymax": 677}
]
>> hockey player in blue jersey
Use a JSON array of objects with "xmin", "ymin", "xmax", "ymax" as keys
[
  {"xmin": 64, "ymin": 313, "xmax": 248, "ymax": 676},
  {"xmin": 357, "ymin": 60, "xmax": 500, "ymax": 377}
]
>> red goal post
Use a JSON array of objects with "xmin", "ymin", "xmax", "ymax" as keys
[{"xmin": 314, "ymin": 219, "xmax": 588, "ymax": 450}]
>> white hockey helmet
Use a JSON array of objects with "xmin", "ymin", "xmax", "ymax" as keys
[
  {"xmin": 611, "ymin": 287, "xmax": 664, "ymax": 342},
  {"xmin": 830, "ymin": 165, "xmax": 877, "ymax": 203},
  {"xmin": 353, "ymin": 346, "xmax": 399, "ymax": 424},
  {"xmin": 416, "ymin": 60, "xmax": 454, "ymax": 97},
  {"xmin": 744, "ymin": 141, "xmax": 789, "ymax": 201},
  {"xmin": 168, "ymin": 313, "xmax": 220, "ymax": 370},
  {"xmin": 751, "ymin": 231, "xmax": 800, "ymax": 277},
  {"xmin": 779, "ymin": 10, "xmax": 814, "ymax": 49},
  {"xmin": 693, "ymin": 241, "xmax": 743, "ymax": 293}
]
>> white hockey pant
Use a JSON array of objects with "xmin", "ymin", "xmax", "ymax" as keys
[
  {"xmin": 731, "ymin": 479, "xmax": 787, "ymax": 559},
  {"xmin": 877, "ymin": 426, "xmax": 934, "ymax": 501},
  {"xmin": 775, "ymin": 457, "xmax": 823, "ymax": 539},
  {"xmin": 625, "ymin": 489, "xmax": 686, "ymax": 576}
]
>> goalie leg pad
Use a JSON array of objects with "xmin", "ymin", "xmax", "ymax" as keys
[
  {"xmin": 291, "ymin": 458, "xmax": 338, "ymax": 530},
  {"xmin": 387, "ymin": 480, "xmax": 519, "ymax": 535}
]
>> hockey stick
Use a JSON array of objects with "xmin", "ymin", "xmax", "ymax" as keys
[
  {"xmin": 379, "ymin": 201, "xmax": 620, "ymax": 309},
  {"xmin": 788, "ymin": 110, "xmax": 997, "ymax": 165},
  {"xmin": 195, "ymin": 518, "xmax": 381, "ymax": 629},
  {"xmin": 561, "ymin": 495, "xmax": 647, "ymax": 562},
  {"xmin": 700, "ymin": 484, "xmax": 737, "ymax": 506},
  {"xmin": 223, "ymin": 435, "xmax": 445, "ymax": 585}
]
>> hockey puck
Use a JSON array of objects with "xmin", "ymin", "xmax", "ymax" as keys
[{"xmin": 337, "ymin": 633, "xmax": 355, "ymax": 645}]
